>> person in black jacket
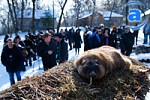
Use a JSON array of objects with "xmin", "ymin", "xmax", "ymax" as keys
[
  {"xmin": 1, "ymin": 38, "xmax": 23, "ymax": 85},
  {"xmin": 83, "ymin": 27, "xmax": 91, "ymax": 51},
  {"xmin": 67, "ymin": 28, "xmax": 74, "ymax": 50},
  {"xmin": 24, "ymin": 35, "xmax": 34, "ymax": 66},
  {"xmin": 14, "ymin": 35, "xmax": 27, "ymax": 71},
  {"xmin": 120, "ymin": 26, "xmax": 134, "ymax": 56},
  {"xmin": 37, "ymin": 33, "xmax": 57, "ymax": 71},
  {"xmin": 103, "ymin": 27, "xmax": 111, "ymax": 46},
  {"xmin": 110, "ymin": 26, "xmax": 117, "ymax": 48},
  {"xmin": 54, "ymin": 33, "xmax": 68, "ymax": 64},
  {"xmin": 73, "ymin": 29, "xmax": 83, "ymax": 54}
]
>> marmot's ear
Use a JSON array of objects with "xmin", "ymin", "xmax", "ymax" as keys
[{"xmin": 74, "ymin": 57, "xmax": 82, "ymax": 67}]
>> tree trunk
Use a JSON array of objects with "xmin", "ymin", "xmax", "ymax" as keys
[
  {"xmin": 63, "ymin": 13, "xmax": 67, "ymax": 27},
  {"xmin": 109, "ymin": 1, "xmax": 115, "ymax": 27},
  {"xmin": 32, "ymin": 0, "xmax": 36, "ymax": 34},
  {"xmin": 90, "ymin": 0, "xmax": 96, "ymax": 27},
  {"xmin": 7, "ymin": 12, "xmax": 10, "ymax": 34},
  {"xmin": 57, "ymin": 0, "xmax": 68, "ymax": 34},
  {"xmin": 21, "ymin": 0, "xmax": 25, "ymax": 31},
  {"xmin": 126, "ymin": 0, "xmax": 129, "ymax": 25},
  {"xmin": 11, "ymin": 0, "xmax": 18, "ymax": 34},
  {"xmin": 7, "ymin": 0, "xmax": 16, "ymax": 34},
  {"xmin": 75, "ymin": 0, "xmax": 80, "ymax": 27},
  {"xmin": 76, "ymin": 8, "xmax": 79, "ymax": 27}
]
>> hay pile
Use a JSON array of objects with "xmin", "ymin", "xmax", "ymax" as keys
[{"xmin": 0, "ymin": 60, "xmax": 149, "ymax": 100}]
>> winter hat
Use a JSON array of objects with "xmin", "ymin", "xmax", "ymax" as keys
[{"xmin": 54, "ymin": 33, "xmax": 63, "ymax": 38}]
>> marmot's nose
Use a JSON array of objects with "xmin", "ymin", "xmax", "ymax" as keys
[{"xmin": 89, "ymin": 71, "xmax": 96, "ymax": 78}]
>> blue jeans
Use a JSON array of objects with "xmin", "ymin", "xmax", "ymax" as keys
[
  {"xmin": 143, "ymin": 34, "xmax": 148, "ymax": 44},
  {"xmin": 8, "ymin": 71, "xmax": 21, "ymax": 85}
]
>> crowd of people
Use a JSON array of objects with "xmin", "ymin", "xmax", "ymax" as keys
[
  {"xmin": 1, "ymin": 22, "xmax": 150, "ymax": 85},
  {"xmin": 83, "ymin": 25, "xmax": 136, "ymax": 56}
]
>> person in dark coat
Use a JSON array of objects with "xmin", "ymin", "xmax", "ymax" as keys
[
  {"xmin": 110, "ymin": 26, "xmax": 117, "ymax": 48},
  {"xmin": 14, "ymin": 35, "xmax": 27, "ymax": 71},
  {"xmin": 88, "ymin": 28, "xmax": 101, "ymax": 49},
  {"xmin": 24, "ymin": 35, "xmax": 34, "ymax": 66},
  {"xmin": 1, "ymin": 38, "xmax": 23, "ymax": 85},
  {"xmin": 73, "ymin": 29, "xmax": 83, "ymax": 54},
  {"xmin": 3, "ymin": 34, "xmax": 9, "ymax": 46},
  {"xmin": 67, "ymin": 28, "xmax": 74, "ymax": 50},
  {"xmin": 120, "ymin": 26, "xmax": 134, "ymax": 56},
  {"xmin": 37, "ymin": 33, "xmax": 57, "ymax": 71},
  {"xmin": 36, "ymin": 32, "xmax": 44, "ymax": 45},
  {"xmin": 143, "ymin": 23, "xmax": 150, "ymax": 44},
  {"xmin": 97, "ymin": 29, "xmax": 105, "ymax": 47},
  {"xmin": 54, "ymin": 33, "xmax": 68, "ymax": 64},
  {"xmin": 133, "ymin": 29, "xmax": 139, "ymax": 45},
  {"xmin": 83, "ymin": 27, "xmax": 91, "ymax": 51},
  {"xmin": 103, "ymin": 27, "xmax": 111, "ymax": 46}
]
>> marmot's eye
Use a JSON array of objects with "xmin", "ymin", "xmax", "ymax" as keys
[
  {"xmin": 95, "ymin": 59, "xmax": 99, "ymax": 64},
  {"xmin": 82, "ymin": 59, "xmax": 86, "ymax": 64}
]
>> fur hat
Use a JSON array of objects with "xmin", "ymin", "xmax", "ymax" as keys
[{"xmin": 54, "ymin": 33, "xmax": 63, "ymax": 38}]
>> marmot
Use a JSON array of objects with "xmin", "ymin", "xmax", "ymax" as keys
[{"xmin": 74, "ymin": 46, "xmax": 132, "ymax": 80}]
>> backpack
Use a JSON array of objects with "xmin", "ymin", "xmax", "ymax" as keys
[{"xmin": 89, "ymin": 33, "xmax": 100, "ymax": 49}]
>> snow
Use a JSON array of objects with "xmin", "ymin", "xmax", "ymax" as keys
[
  {"xmin": 79, "ymin": 11, "xmax": 123, "ymax": 19},
  {"xmin": 0, "ymin": 30, "xmax": 84, "ymax": 91},
  {"xmin": 0, "ymin": 28, "xmax": 149, "ymax": 99},
  {"xmin": 141, "ymin": 9, "xmax": 150, "ymax": 17},
  {"xmin": 98, "ymin": 11, "xmax": 123, "ymax": 18},
  {"xmin": 79, "ymin": 13, "xmax": 92, "ymax": 19}
]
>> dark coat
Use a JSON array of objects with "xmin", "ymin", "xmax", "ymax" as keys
[
  {"xmin": 24, "ymin": 39, "xmax": 34, "ymax": 56},
  {"xmin": 83, "ymin": 31, "xmax": 90, "ymax": 51},
  {"xmin": 67, "ymin": 29, "xmax": 74, "ymax": 42},
  {"xmin": 109, "ymin": 30, "xmax": 117, "ymax": 48},
  {"xmin": 88, "ymin": 32, "xmax": 101, "ymax": 49},
  {"xmin": 143, "ymin": 24, "xmax": 150, "ymax": 34},
  {"xmin": 37, "ymin": 39, "xmax": 57, "ymax": 70},
  {"xmin": 73, "ymin": 33, "xmax": 82, "ymax": 48},
  {"xmin": 1, "ymin": 44, "xmax": 24, "ymax": 72},
  {"xmin": 120, "ymin": 32, "xmax": 134, "ymax": 56},
  {"xmin": 56, "ymin": 39, "xmax": 68, "ymax": 63},
  {"xmin": 98, "ymin": 34, "xmax": 105, "ymax": 46},
  {"xmin": 121, "ymin": 32, "xmax": 134, "ymax": 47}
]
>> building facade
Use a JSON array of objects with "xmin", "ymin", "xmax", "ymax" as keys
[
  {"xmin": 77, "ymin": 11, "xmax": 123, "ymax": 27},
  {"xmin": 17, "ymin": 9, "xmax": 57, "ymax": 32}
]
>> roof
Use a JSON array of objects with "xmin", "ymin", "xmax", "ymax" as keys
[
  {"xmin": 79, "ymin": 13, "xmax": 92, "ymax": 19},
  {"xmin": 17, "ymin": 9, "xmax": 57, "ymax": 19},
  {"xmin": 79, "ymin": 10, "xmax": 123, "ymax": 19},
  {"xmin": 98, "ymin": 11, "xmax": 123, "ymax": 18}
]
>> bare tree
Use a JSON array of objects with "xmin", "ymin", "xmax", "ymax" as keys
[
  {"xmin": 125, "ymin": 0, "xmax": 129, "ymax": 25},
  {"xmin": 11, "ymin": 0, "xmax": 19, "ymax": 34},
  {"xmin": 32, "ymin": 0, "xmax": 36, "ymax": 34},
  {"xmin": 109, "ymin": 1, "xmax": 115, "ymax": 26},
  {"xmin": 90, "ymin": 0, "xmax": 96, "ymax": 27},
  {"xmin": 20, "ymin": 0, "xmax": 25, "ymax": 31},
  {"xmin": 71, "ymin": 0, "xmax": 94, "ymax": 27},
  {"xmin": 73, "ymin": 0, "xmax": 82, "ymax": 27},
  {"xmin": 7, "ymin": 0, "xmax": 16, "ymax": 34},
  {"xmin": 56, "ymin": 0, "xmax": 68, "ymax": 34}
]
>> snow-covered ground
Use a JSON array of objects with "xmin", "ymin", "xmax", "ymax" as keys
[
  {"xmin": 0, "ymin": 30, "xmax": 84, "ymax": 91},
  {"xmin": 0, "ymin": 28, "xmax": 149, "ymax": 99}
]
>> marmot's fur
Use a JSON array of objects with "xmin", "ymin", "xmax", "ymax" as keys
[{"xmin": 74, "ymin": 46, "xmax": 132, "ymax": 79}]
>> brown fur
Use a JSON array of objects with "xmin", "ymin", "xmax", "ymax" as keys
[{"xmin": 74, "ymin": 46, "xmax": 132, "ymax": 80}]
